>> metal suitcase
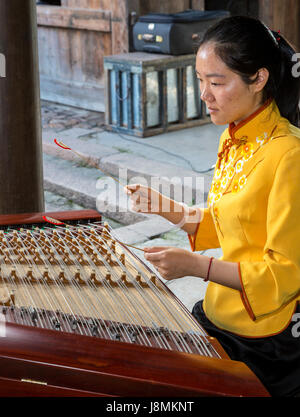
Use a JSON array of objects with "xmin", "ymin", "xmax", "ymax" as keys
[{"xmin": 133, "ymin": 10, "xmax": 230, "ymax": 55}]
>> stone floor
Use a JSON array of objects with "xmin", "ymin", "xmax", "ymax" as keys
[{"xmin": 41, "ymin": 101, "xmax": 106, "ymax": 132}]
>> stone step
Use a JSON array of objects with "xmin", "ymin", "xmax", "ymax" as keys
[
  {"xmin": 42, "ymin": 128, "xmax": 213, "ymax": 206},
  {"xmin": 43, "ymin": 153, "xmax": 149, "ymax": 226}
]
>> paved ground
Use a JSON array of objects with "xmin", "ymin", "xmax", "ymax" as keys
[{"xmin": 42, "ymin": 100, "xmax": 223, "ymax": 311}]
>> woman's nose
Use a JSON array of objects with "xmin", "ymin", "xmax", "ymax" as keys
[{"xmin": 200, "ymin": 86, "xmax": 214, "ymax": 103}]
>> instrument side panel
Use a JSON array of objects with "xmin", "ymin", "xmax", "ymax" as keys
[{"xmin": 0, "ymin": 322, "xmax": 270, "ymax": 397}]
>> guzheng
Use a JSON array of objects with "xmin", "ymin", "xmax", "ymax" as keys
[{"xmin": 0, "ymin": 210, "xmax": 269, "ymax": 397}]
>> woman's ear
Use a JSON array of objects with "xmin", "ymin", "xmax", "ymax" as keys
[{"xmin": 253, "ymin": 68, "xmax": 269, "ymax": 93}]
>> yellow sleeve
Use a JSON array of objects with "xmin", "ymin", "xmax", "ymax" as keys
[
  {"xmin": 239, "ymin": 147, "xmax": 300, "ymax": 321},
  {"xmin": 188, "ymin": 208, "xmax": 220, "ymax": 252}
]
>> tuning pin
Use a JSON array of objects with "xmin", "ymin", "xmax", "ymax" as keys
[
  {"xmin": 43, "ymin": 269, "xmax": 50, "ymax": 280},
  {"xmin": 120, "ymin": 273, "xmax": 128, "ymax": 283},
  {"xmin": 120, "ymin": 253, "xmax": 125, "ymax": 265},
  {"xmin": 105, "ymin": 273, "xmax": 112, "ymax": 282}
]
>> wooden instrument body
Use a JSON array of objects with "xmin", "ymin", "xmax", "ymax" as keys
[{"xmin": 0, "ymin": 210, "xmax": 270, "ymax": 397}]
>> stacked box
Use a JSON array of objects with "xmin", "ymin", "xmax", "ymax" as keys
[{"xmin": 104, "ymin": 52, "xmax": 210, "ymax": 137}]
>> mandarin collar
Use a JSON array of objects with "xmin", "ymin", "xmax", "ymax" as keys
[
  {"xmin": 216, "ymin": 99, "xmax": 280, "ymax": 169},
  {"xmin": 227, "ymin": 98, "xmax": 280, "ymax": 143}
]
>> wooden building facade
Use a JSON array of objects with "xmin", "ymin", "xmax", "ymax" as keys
[{"xmin": 36, "ymin": 0, "xmax": 300, "ymax": 112}]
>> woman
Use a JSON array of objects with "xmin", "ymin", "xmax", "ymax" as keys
[{"xmin": 125, "ymin": 16, "xmax": 300, "ymax": 397}]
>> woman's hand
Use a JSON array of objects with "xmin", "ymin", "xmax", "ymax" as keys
[
  {"xmin": 124, "ymin": 184, "xmax": 202, "ymax": 235},
  {"xmin": 124, "ymin": 184, "xmax": 162, "ymax": 214},
  {"xmin": 144, "ymin": 247, "xmax": 242, "ymax": 290},
  {"xmin": 144, "ymin": 246, "xmax": 201, "ymax": 280}
]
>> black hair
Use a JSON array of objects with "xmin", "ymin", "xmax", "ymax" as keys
[{"xmin": 198, "ymin": 16, "xmax": 300, "ymax": 126}]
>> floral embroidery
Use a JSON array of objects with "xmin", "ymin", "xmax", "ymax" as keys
[
  {"xmin": 221, "ymin": 176, "xmax": 229, "ymax": 189},
  {"xmin": 232, "ymin": 180, "xmax": 240, "ymax": 194},
  {"xmin": 222, "ymin": 167, "xmax": 228, "ymax": 178},
  {"xmin": 217, "ymin": 137, "xmax": 247, "ymax": 168},
  {"xmin": 241, "ymin": 142, "xmax": 254, "ymax": 161},
  {"xmin": 235, "ymin": 160, "xmax": 244, "ymax": 173},
  {"xmin": 212, "ymin": 180, "xmax": 222, "ymax": 193},
  {"xmin": 215, "ymin": 169, "xmax": 222, "ymax": 180},
  {"xmin": 256, "ymin": 132, "xmax": 268, "ymax": 145},
  {"xmin": 238, "ymin": 175, "xmax": 247, "ymax": 190},
  {"xmin": 228, "ymin": 147, "xmax": 237, "ymax": 162},
  {"xmin": 208, "ymin": 125, "xmax": 277, "ymax": 211},
  {"xmin": 228, "ymin": 166, "xmax": 235, "ymax": 179},
  {"xmin": 214, "ymin": 193, "xmax": 222, "ymax": 203}
]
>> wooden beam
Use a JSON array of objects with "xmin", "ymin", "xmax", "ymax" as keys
[
  {"xmin": 0, "ymin": 0, "xmax": 44, "ymax": 214},
  {"xmin": 37, "ymin": 5, "xmax": 111, "ymax": 32}
]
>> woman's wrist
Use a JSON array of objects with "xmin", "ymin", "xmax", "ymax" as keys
[
  {"xmin": 190, "ymin": 254, "xmax": 242, "ymax": 290},
  {"xmin": 158, "ymin": 200, "xmax": 202, "ymax": 235},
  {"xmin": 189, "ymin": 253, "xmax": 211, "ymax": 279},
  {"xmin": 158, "ymin": 196, "xmax": 184, "ymax": 221}
]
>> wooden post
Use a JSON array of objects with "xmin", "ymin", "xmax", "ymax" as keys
[
  {"xmin": 111, "ymin": 0, "xmax": 130, "ymax": 55},
  {"xmin": 0, "ymin": 0, "xmax": 44, "ymax": 215}
]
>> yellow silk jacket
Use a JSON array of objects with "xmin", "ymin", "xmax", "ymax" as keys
[{"xmin": 189, "ymin": 99, "xmax": 300, "ymax": 337}]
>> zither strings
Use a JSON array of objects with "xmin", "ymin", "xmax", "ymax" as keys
[{"xmin": 0, "ymin": 222, "xmax": 219, "ymax": 358}]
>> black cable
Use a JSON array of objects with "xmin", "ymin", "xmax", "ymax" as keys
[
  {"xmin": 84, "ymin": 123, "xmax": 215, "ymax": 174},
  {"xmin": 108, "ymin": 129, "xmax": 215, "ymax": 174}
]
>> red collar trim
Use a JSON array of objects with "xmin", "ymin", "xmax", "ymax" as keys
[{"xmin": 228, "ymin": 98, "xmax": 273, "ymax": 138}]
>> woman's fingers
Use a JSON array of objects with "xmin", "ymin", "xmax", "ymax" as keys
[
  {"xmin": 124, "ymin": 184, "xmax": 140, "ymax": 195},
  {"xmin": 143, "ymin": 247, "xmax": 194, "ymax": 281},
  {"xmin": 124, "ymin": 184, "xmax": 161, "ymax": 214},
  {"xmin": 125, "ymin": 184, "xmax": 147, "ymax": 212},
  {"xmin": 144, "ymin": 247, "xmax": 170, "ymax": 262},
  {"xmin": 144, "ymin": 246, "xmax": 170, "ymax": 254}
]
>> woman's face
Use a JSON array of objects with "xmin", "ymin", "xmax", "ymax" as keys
[{"xmin": 196, "ymin": 43, "xmax": 265, "ymax": 126}]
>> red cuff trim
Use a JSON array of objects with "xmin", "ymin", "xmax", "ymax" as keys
[
  {"xmin": 238, "ymin": 262, "xmax": 256, "ymax": 322},
  {"xmin": 188, "ymin": 220, "xmax": 201, "ymax": 252}
]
